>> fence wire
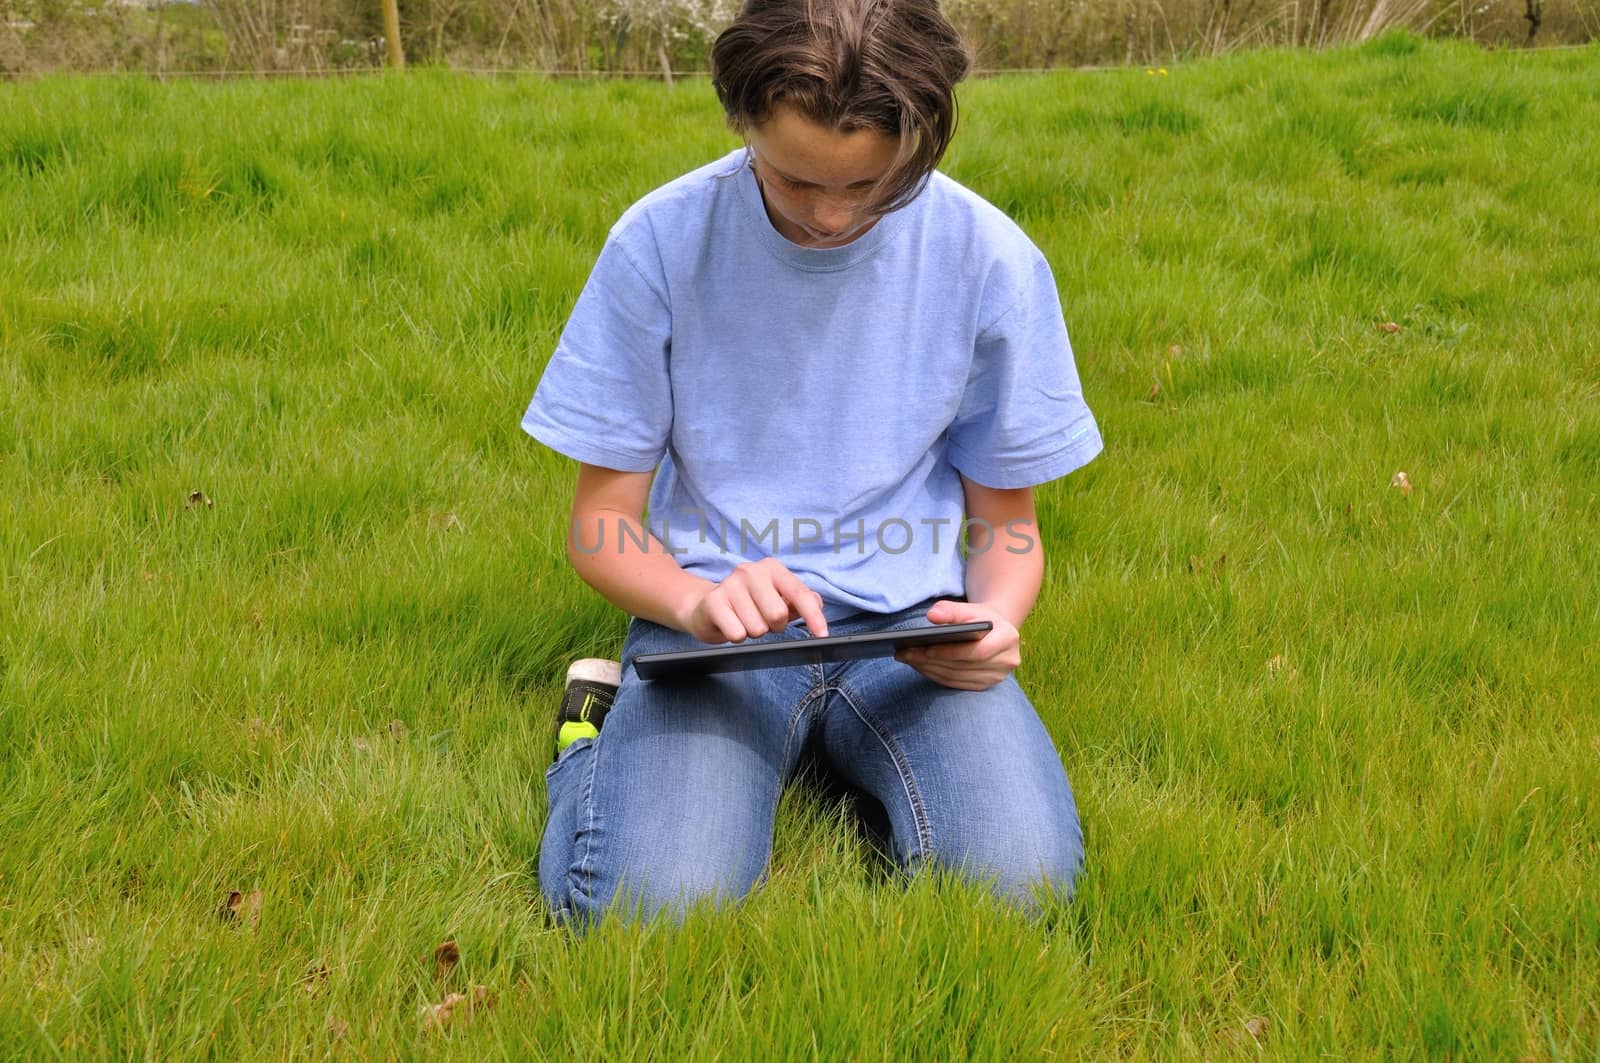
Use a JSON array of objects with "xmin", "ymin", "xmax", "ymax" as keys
[{"xmin": 1, "ymin": 41, "xmax": 1592, "ymax": 81}]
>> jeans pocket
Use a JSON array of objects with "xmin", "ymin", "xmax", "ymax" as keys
[{"xmin": 545, "ymin": 736, "xmax": 593, "ymax": 782}]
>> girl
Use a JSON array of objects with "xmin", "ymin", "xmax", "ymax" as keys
[{"xmin": 523, "ymin": 0, "xmax": 1102, "ymax": 922}]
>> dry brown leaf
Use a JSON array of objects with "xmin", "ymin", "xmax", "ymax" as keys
[
  {"xmin": 326, "ymin": 1015, "xmax": 350, "ymax": 1040},
  {"xmin": 1223, "ymin": 1015, "xmax": 1270, "ymax": 1048},
  {"xmin": 141, "ymin": 571, "xmax": 156, "ymax": 583},
  {"xmin": 186, "ymin": 489, "xmax": 214, "ymax": 510},
  {"xmin": 1187, "ymin": 555, "xmax": 1203, "ymax": 574},
  {"xmin": 432, "ymin": 939, "xmax": 460, "ymax": 979},
  {"xmin": 352, "ymin": 736, "xmax": 372, "ymax": 754},
  {"xmin": 303, "ymin": 960, "xmax": 331, "ymax": 996},
  {"xmin": 239, "ymin": 889, "xmax": 263, "ymax": 927},
  {"xmin": 220, "ymin": 889, "xmax": 263, "ymax": 928},
  {"xmin": 1167, "ymin": 343, "xmax": 1184, "ymax": 357},
  {"xmin": 1391, "ymin": 471, "xmax": 1413, "ymax": 496},
  {"xmin": 429, "ymin": 511, "xmax": 463, "ymax": 532},
  {"xmin": 389, "ymin": 719, "xmax": 409, "ymax": 742},
  {"xmin": 422, "ymin": 985, "xmax": 495, "ymax": 1031},
  {"xmin": 422, "ymin": 993, "xmax": 465, "ymax": 1029},
  {"xmin": 1147, "ymin": 380, "xmax": 1162, "ymax": 401},
  {"xmin": 1376, "ymin": 321, "xmax": 1402, "ymax": 334}
]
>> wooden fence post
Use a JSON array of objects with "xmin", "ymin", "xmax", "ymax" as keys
[{"xmin": 382, "ymin": 0, "xmax": 405, "ymax": 69}]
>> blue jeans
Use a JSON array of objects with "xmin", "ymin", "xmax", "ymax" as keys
[{"xmin": 538, "ymin": 598, "xmax": 1084, "ymax": 923}]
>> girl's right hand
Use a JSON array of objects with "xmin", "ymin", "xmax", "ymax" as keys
[{"xmin": 682, "ymin": 557, "xmax": 830, "ymax": 644}]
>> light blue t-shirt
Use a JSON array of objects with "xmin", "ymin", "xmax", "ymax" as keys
[{"xmin": 523, "ymin": 147, "xmax": 1102, "ymax": 621}]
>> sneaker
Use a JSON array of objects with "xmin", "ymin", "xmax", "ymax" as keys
[{"xmin": 555, "ymin": 658, "xmax": 621, "ymax": 755}]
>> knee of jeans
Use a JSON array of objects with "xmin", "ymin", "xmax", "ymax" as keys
[
  {"xmin": 562, "ymin": 856, "xmax": 762, "ymax": 926},
  {"xmin": 930, "ymin": 820, "xmax": 1085, "ymax": 911}
]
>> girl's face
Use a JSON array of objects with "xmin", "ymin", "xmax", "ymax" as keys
[{"xmin": 746, "ymin": 104, "xmax": 901, "ymax": 249}]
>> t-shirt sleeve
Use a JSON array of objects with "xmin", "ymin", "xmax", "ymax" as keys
[
  {"xmin": 520, "ymin": 234, "xmax": 672, "ymax": 472},
  {"xmin": 945, "ymin": 248, "xmax": 1103, "ymax": 489}
]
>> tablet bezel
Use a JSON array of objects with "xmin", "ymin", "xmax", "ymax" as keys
[{"xmin": 632, "ymin": 621, "xmax": 994, "ymax": 680}]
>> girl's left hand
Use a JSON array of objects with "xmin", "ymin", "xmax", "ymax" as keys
[{"xmin": 893, "ymin": 599, "xmax": 1021, "ymax": 691}]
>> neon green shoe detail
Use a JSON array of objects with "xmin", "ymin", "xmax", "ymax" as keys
[
  {"xmin": 555, "ymin": 659, "xmax": 621, "ymax": 758},
  {"xmin": 557, "ymin": 720, "xmax": 600, "ymax": 751}
]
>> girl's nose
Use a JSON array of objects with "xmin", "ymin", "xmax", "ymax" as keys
[{"xmin": 812, "ymin": 201, "xmax": 854, "ymax": 234}]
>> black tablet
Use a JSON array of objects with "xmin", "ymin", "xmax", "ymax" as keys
[{"xmin": 633, "ymin": 621, "xmax": 993, "ymax": 680}]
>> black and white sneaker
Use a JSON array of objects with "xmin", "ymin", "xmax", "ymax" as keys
[{"xmin": 555, "ymin": 658, "xmax": 621, "ymax": 755}]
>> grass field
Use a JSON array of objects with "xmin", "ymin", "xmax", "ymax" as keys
[{"xmin": 2, "ymin": 33, "xmax": 1598, "ymax": 1058}]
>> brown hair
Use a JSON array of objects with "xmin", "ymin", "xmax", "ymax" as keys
[{"xmin": 710, "ymin": 0, "xmax": 972, "ymax": 216}]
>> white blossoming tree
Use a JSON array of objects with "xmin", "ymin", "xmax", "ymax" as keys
[{"xmin": 600, "ymin": 0, "xmax": 738, "ymax": 80}]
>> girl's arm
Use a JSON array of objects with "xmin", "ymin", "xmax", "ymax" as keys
[
  {"xmin": 953, "ymin": 477, "xmax": 1044, "ymax": 631},
  {"xmin": 895, "ymin": 475, "xmax": 1041, "ymax": 689},
  {"xmin": 567, "ymin": 463, "xmax": 713, "ymax": 633},
  {"xmin": 567, "ymin": 463, "xmax": 829, "ymax": 642}
]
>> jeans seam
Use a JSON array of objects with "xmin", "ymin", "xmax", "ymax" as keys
[
  {"xmin": 568, "ymin": 718, "xmax": 606, "ymax": 917},
  {"xmin": 775, "ymin": 674, "xmax": 829, "ymax": 809},
  {"xmin": 832, "ymin": 678, "xmax": 933, "ymax": 860}
]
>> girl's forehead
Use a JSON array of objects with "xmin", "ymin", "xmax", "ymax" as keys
[{"xmin": 749, "ymin": 104, "xmax": 899, "ymax": 187}]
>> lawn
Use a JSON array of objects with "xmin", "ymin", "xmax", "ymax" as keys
[{"xmin": 1, "ymin": 34, "xmax": 1597, "ymax": 1057}]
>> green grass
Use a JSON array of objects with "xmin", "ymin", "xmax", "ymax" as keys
[{"xmin": 2, "ymin": 34, "xmax": 1598, "ymax": 1058}]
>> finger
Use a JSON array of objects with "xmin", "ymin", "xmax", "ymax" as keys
[
  {"xmin": 724, "ymin": 582, "xmax": 771, "ymax": 639},
  {"xmin": 802, "ymin": 592, "xmax": 830, "ymax": 638},
  {"xmin": 745, "ymin": 576, "xmax": 793, "ymax": 632},
  {"xmin": 894, "ymin": 648, "xmax": 924, "ymax": 669},
  {"xmin": 922, "ymin": 632, "xmax": 988, "ymax": 663},
  {"xmin": 925, "ymin": 599, "xmax": 971, "ymax": 624},
  {"xmin": 704, "ymin": 594, "xmax": 747, "ymax": 643},
  {"xmin": 774, "ymin": 571, "xmax": 829, "ymax": 638},
  {"xmin": 899, "ymin": 651, "xmax": 956, "ymax": 678},
  {"xmin": 907, "ymin": 658, "xmax": 992, "ymax": 690},
  {"xmin": 933, "ymin": 630, "xmax": 1013, "ymax": 662},
  {"xmin": 915, "ymin": 658, "xmax": 976, "ymax": 682},
  {"xmin": 913, "ymin": 649, "xmax": 1005, "ymax": 680},
  {"xmin": 898, "ymin": 651, "xmax": 994, "ymax": 689},
  {"xmin": 922, "ymin": 641, "xmax": 976, "ymax": 662},
  {"xmin": 940, "ymin": 676, "xmax": 994, "ymax": 691}
]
